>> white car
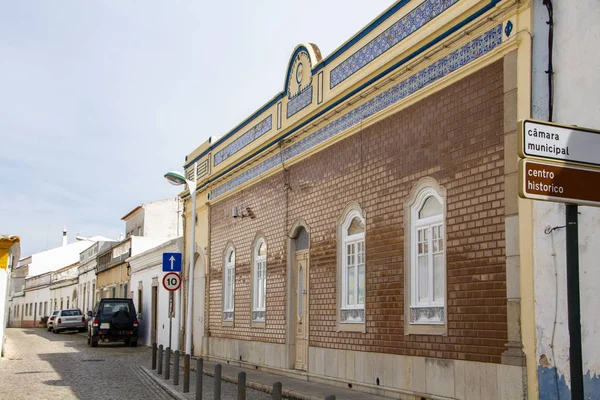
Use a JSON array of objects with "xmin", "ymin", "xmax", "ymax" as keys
[
  {"xmin": 47, "ymin": 310, "xmax": 60, "ymax": 332},
  {"xmin": 53, "ymin": 309, "xmax": 87, "ymax": 333}
]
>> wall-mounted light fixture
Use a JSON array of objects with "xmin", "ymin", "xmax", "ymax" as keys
[{"xmin": 232, "ymin": 206, "xmax": 256, "ymax": 219}]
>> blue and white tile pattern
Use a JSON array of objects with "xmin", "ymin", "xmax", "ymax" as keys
[
  {"xmin": 214, "ymin": 115, "xmax": 273, "ymax": 166},
  {"xmin": 330, "ymin": 0, "xmax": 459, "ymax": 89},
  {"xmin": 212, "ymin": 25, "xmax": 503, "ymax": 199},
  {"xmin": 287, "ymin": 88, "xmax": 313, "ymax": 118}
]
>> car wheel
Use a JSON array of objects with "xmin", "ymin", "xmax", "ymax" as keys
[
  {"xmin": 52, "ymin": 328, "xmax": 57, "ymax": 334},
  {"xmin": 91, "ymin": 336, "xmax": 99, "ymax": 348},
  {"xmin": 47, "ymin": 327, "xmax": 51, "ymax": 332}
]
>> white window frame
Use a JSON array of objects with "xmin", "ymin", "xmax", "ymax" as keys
[
  {"xmin": 341, "ymin": 210, "xmax": 366, "ymax": 323},
  {"xmin": 336, "ymin": 202, "xmax": 367, "ymax": 333},
  {"xmin": 223, "ymin": 246, "xmax": 235, "ymax": 323},
  {"xmin": 404, "ymin": 178, "xmax": 447, "ymax": 336},
  {"xmin": 252, "ymin": 238, "xmax": 267, "ymax": 324}
]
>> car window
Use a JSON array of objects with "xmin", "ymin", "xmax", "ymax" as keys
[
  {"xmin": 61, "ymin": 310, "xmax": 82, "ymax": 316},
  {"xmin": 101, "ymin": 302, "xmax": 131, "ymax": 317},
  {"xmin": 52, "ymin": 310, "xmax": 59, "ymax": 316}
]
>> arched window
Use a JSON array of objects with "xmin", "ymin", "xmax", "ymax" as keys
[
  {"xmin": 252, "ymin": 238, "xmax": 267, "ymax": 322},
  {"xmin": 341, "ymin": 209, "xmax": 366, "ymax": 324},
  {"xmin": 407, "ymin": 182, "xmax": 446, "ymax": 328},
  {"xmin": 223, "ymin": 246, "xmax": 235, "ymax": 322}
]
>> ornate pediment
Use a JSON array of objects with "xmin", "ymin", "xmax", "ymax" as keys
[{"xmin": 285, "ymin": 44, "xmax": 322, "ymax": 100}]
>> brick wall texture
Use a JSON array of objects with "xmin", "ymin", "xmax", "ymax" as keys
[{"xmin": 208, "ymin": 60, "xmax": 506, "ymax": 364}]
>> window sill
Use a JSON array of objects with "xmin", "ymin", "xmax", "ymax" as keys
[
  {"xmin": 337, "ymin": 321, "xmax": 365, "ymax": 333},
  {"xmin": 222, "ymin": 320, "xmax": 233, "ymax": 327},
  {"xmin": 404, "ymin": 322, "xmax": 447, "ymax": 336},
  {"xmin": 251, "ymin": 321, "xmax": 265, "ymax": 329}
]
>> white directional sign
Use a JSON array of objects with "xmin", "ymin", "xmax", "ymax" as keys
[
  {"xmin": 519, "ymin": 119, "xmax": 600, "ymax": 167},
  {"xmin": 163, "ymin": 272, "xmax": 182, "ymax": 292},
  {"xmin": 162, "ymin": 252, "xmax": 182, "ymax": 272}
]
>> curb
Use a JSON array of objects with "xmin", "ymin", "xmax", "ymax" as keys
[
  {"xmin": 139, "ymin": 366, "xmax": 188, "ymax": 400},
  {"xmin": 186, "ymin": 358, "xmax": 321, "ymax": 400},
  {"xmin": 150, "ymin": 354, "xmax": 335, "ymax": 400}
]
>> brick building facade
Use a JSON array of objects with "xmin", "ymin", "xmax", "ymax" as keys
[
  {"xmin": 180, "ymin": 0, "xmax": 533, "ymax": 398},
  {"xmin": 209, "ymin": 60, "xmax": 507, "ymax": 361}
]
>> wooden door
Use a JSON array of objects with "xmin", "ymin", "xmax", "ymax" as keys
[{"xmin": 295, "ymin": 251, "xmax": 309, "ymax": 370}]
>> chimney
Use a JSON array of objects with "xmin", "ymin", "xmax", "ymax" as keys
[{"xmin": 62, "ymin": 226, "xmax": 68, "ymax": 246}]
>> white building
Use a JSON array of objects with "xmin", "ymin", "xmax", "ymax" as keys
[
  {"xmin": 128, "ymin": 237, "xmax": 183, "ymax": 349},
  {"xmin": 7, "ymin": 256, "xmax": 27, "ymax": 328},
  {"xmin": 7, "ymin": 231, "xmax": 109, "ymax": 328},
  {"xmin": 77, "ymin": 240, "xmax": 116, "ymax": 315},
  {"xmin": 121, "ymin": 198, "xmax": 182, "ymax": 239},
  {"xmin": 527, "ymin": 0, "xmax": 600, "ymax": 398},
  {"xmin": 1, "ymin": 234, "xmax": 20, "ymax": 356}
]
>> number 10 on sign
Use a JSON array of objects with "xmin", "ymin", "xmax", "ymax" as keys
[{"xmin": 163, "ymin": 272, "xmax": 182, "ymax": 291}]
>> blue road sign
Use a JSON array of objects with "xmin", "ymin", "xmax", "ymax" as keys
[{"xmin": 162, "ymin": 252, "xmax": 182, "ymax": 272}]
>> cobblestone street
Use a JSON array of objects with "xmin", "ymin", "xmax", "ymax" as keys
[
  {"xmin": 0, "ymin": 328, "xmax": 160, "ymax": 399},
  {"xmin": 0, "ymin": 328, "xmax": 275, "ymax": 400}
]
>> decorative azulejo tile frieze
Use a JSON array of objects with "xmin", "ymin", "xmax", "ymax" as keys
[
  {"xmin": 330, "ymin": 0, "xmax": 460, "ymax": 89},
  {"xmin": 287, "ymin": 88, "xmax": 313, "ymax": 118},
  {"xmin": 213, "ymin": 115, "xmax": 273, "ymax": 167},
  {"xmin": 211, "ymin": 25, "xmax": 503, "ymax": 199}
]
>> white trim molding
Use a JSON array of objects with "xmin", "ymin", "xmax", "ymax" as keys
[{"xmin": 404, "ymin": 177, "xmax": 448, "ymax": 336}]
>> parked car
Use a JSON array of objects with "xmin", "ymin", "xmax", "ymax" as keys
[
  {"xmin": 47, "ymin": 310, "xmax": 60, "ymax": 332},
  {"xmin": 88, "ymin": 298, "xmax": 138, "ymax": 347},
  {"xmin": 53, "ymin": 309, "xmax": 87, "ymax": 333}
]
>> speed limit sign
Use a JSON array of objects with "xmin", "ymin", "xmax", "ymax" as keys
[{"xmin": 163, "ymin": 272, "xmax": 182, "ymax": 291}]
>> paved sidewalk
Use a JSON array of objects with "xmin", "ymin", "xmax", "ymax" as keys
[{"xmin": 145, "ymin": 352, "xmax": 392, "ymax": 400}]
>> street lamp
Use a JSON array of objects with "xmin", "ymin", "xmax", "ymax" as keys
[{"xmin": 164, "ymin": 163, "xmax": 196, "ymax": 356}]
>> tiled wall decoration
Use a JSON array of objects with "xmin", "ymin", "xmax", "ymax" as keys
[
  {"xmin": 330, "ymin": 0, "xmax": 459, "ymax": 89},
  {"xmin": 213, "ymin": 115, "xmax": 273, "ymax": 167},
  {"xmin": 287, "ymin": 88, "xmax": 313, "ymax": 118},
  {"xmin": 212, "ymin": 25, "xmax": 503, "ymax": 199}
]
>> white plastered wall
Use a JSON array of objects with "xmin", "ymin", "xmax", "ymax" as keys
[{"xmin": 531, "ymin": 0, "xmax": 600, "ymax": 396}]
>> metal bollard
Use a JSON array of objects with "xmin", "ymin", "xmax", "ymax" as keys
[
  {"xmin": 183, "ymin": 354, "xmax": 190, "ymax": 393},
  {"xmin": 152, "ymin": 343, "xmax": 157, "ymax": 370},
  {"xmin": 195, "ymin": 358, "xmax": 203, "ymax": 400},
  {"xmin": 272, "ymin": 382, "xmax": 282, "ymax": 400},
  {"xmin": 173, "ymin": 350, "xmax": 180, "ymax": 386},
  {"xmin": 214, "ymin": 364, "xmax": 222, "ymax": 400},
  {"xmin": 237, "ymin": 371, "xmax": 246, "ymax": 400},
  {"xmin": 324, "ymin": 396, "xmax": 336, "ymax": 400},
  {"xmin": 157, "ymin": 345, "xmax": 163, "ymax": 375},
  {"xmin": 165, "ymin": 347, "xmax": 171, "ymax": 380}
]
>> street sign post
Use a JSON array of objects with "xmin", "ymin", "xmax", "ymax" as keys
[
  {"xmin": 519, "ymin": 119, "xmax": 600, "ymax": 167},
  {"xmin": 162, "ymin": 272, "xmax": 181, "ymax": 351},
  {"xmin": 518, "ymin": 118, "xmax": 600, "ymax": 399},
  {"xmin": 162, "ymin": 252, "xmax": 182, "ymax": 272},
  {"xmin": 519, "ymin": 159, "xmax": 600, "ymax": 206},
  {"xmin": 163, "ymin": 272, "xmax": 182, "ymax": 291}
]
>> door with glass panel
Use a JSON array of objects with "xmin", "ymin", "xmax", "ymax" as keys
[{"xmin": 295, "ymin": 250, "xmax": 309, "ymax": 370}]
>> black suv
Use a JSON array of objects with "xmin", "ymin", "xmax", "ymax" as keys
[{"xmin": 88, "ymin": 298, "xmax": 139, "ymax": 347}]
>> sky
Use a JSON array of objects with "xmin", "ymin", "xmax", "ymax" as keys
[{"xmin": 0, "ymin": 0, "xmax": 394, "ymax": 258}]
